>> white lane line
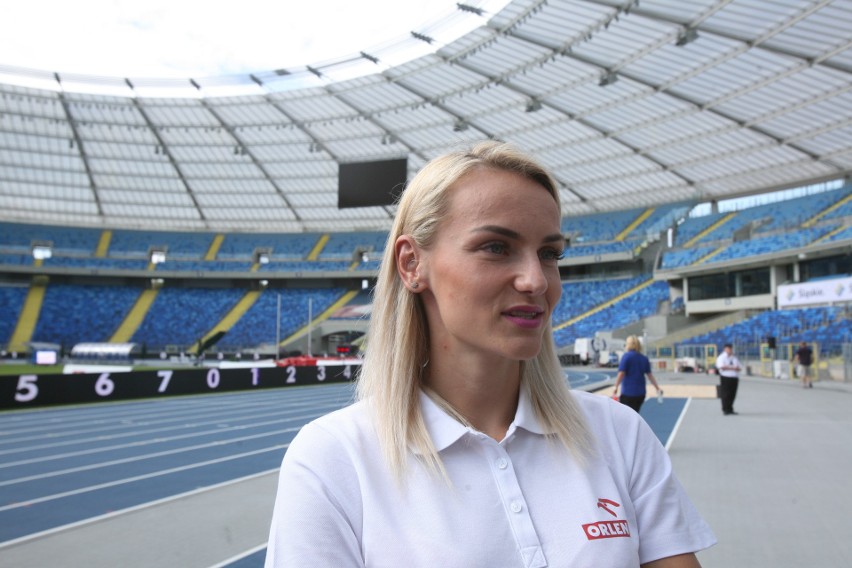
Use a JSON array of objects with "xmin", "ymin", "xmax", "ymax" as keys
[
  {"xmin": 0, "ymin": 396, "xmax": 331, "ymax": 446},
  {"xmin": 665, "ymin": 397, "xmax": 692, "ymax": 452},
  {"xmin": 0, "ymin": 386, "xmax": 351, "ymax": 442},
  {"xmin": 0, "ymin": 408, "xmax": 330, "ymax": 468},
  {"xmin": 0, "ymin": 468, "xmax": 280, "ymax": 550},
  {"xmin": 0, "ymin": 444, "xmax": 288, "ymax": 512},
  {"xmin": 0, "ymin": 426, "xmax": 302, "ymax": 486},
  {"xmin": 0, "ymin": 397, "xmax": 282, "ymax": 436},
  {"xmin": 0, "ymin": 401, "xmax": 342, "ymax": 458},
  {"xmin": 206, "ymin": 542, "xmax": 268, "ymax": 568}
]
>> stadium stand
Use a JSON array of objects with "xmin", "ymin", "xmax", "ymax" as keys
[
  {"xmin": 623, "ymin": 203, "xmax": 694, "ymax": 241},
  {"xmin": 0, "ymin": 222, "xmax": 101, "ymax": 254},
  {"xmin": 660, "ymin": 246, "xmax": 716, "ymax": 269},
  {"xmin": 108, "ymin": 229, "xmax": 216, "ymax": 259},
  {"xmin": 0, "ymin": 182, "xmax": 848, "ymax": 361},
  {"xmin": 564, "ymin": 241, "xmax": 636, "ymax": 258},
  {"xmin": 752, "ymin": 188, "xmax": 849, "ymax": 232},
  {"xmin": 155, "ymin": 260, "xmax": 254, "ymax": 272},
  {"xmin": 31, "ymin": 283, "xmax": 141, "ymax": 348},
  {"xmin": 0, "ymin": 285, "xmax": 28, "ymax": 346},
  {"xmin": 660, "ymin": 185, "xmax": 852, "ymax": 270},
  {"xmin": 827, "ymin": 225, "xmax": 852, "ymax": 243},
  {"xmin": 257, "ymin": 260, "xmax": 354, "ymax": 272},
  {"xmin": 553, "ymin": 279, "xmax": 670, "ymax": 348},
  {"xmin": 130, "ymin": 287, "xmax": 247, "ymax": 351},
  {"xmin": 219, "ymin": 288, "xmax": 346, "ymax": 350},
  {"xmin": 551, "ymin": 276, "xmax": 649, "ymax": 324},
  {"xmin": 317, "ymin": 231, "xmax": 387, "ymax": 261},
  {"xmin": 216, "ymin": 233, "xmax": 321, "ymax": 260},
  {"xmin": 707, "ymin": 226, "xmax": 837, "ymax": 264},
  {"xmin": 42, "ymin": 257, "xmax": 150, "ymax": 270},
  {"xmin": 672, "ymin": 213, "xmax": 728, "ymax": 247},
  {"xmin": 678, "ymin": 306, "xmax": 851, "ymax": 355},
  {"xmin": 561, "ymin": 208, "xmax": 642, "ymax": 242},
  {"xmin": 0, "ymin": 253, "xmax": 34, "ymax": 267}
]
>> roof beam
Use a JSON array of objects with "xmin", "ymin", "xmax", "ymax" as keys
[
  {"xmin": 127, "ymin": 96, "xmax": 207, "ymax": 223},
  {"xmin": 197, "ymin": 100, "xmax": 303, "ymax": 223},
  {"xmin": 500, "ymin": 13, "xmax": 846, "ymax": 178},
  {"xmin": 53, "ymin": 73, "xmax": 103, "ymax": 216}
]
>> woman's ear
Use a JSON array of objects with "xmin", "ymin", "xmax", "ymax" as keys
[{"xmin": 395, "ymin": 235, "xmax": 424, "ymax": 292}]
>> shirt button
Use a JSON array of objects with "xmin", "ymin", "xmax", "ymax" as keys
[
  {"xmin": 496, "ymin": 458, "xmax": 508, "ymax": 470},
  {"xmin": 510, "ymin": 501, "xmax": 523, "ymax": 513}
]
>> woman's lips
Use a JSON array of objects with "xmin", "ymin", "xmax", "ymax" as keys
[{"xmin": 502, "ymin": 307, "xmax": 544, "ymax": 328}]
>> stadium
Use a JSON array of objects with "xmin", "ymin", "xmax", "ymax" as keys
[{"xmin": 1, "ymin": 1, "xmax": 851, "ymax": 567}]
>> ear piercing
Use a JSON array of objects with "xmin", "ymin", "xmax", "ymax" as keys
[{"xmin": 410, "ymin": 281, "xmax": 419, "ymax": 289}]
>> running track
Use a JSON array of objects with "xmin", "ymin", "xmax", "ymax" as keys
[{"xmin": 0, "ymin": 369, "xmax": 688, "ymax": 567}]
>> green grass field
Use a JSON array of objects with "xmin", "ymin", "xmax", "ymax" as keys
[
  {"xmin": 0, "ymin": 363, "xmax": 185, "ymax": 376},
  {"xmin": 0, "ymin": 363, "xmax": 64, "ymax": 376}
]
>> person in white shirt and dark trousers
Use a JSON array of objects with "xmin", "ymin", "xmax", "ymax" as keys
[{"xmin": 715, "ymin": 343, "xmax": 742, "ymax": 415}]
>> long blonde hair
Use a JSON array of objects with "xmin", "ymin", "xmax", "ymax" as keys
[{"xmin": 356, "ymin": 141, "xmax": 593, "ymax": 478}]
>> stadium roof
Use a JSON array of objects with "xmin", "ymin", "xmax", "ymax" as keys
[{"xmin": 0, "ymin": 0, "xmax": 850, "ymax": 233}]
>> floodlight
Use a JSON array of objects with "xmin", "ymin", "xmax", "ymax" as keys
[
  {"xmin": 254, "ymin": 247, "xmax": 272, "ymax": 264},
  {"xmin": 676, "ymin": 28, "xmax": 699, "ymax": 47},
  {"xmin": 525, "ymin": 99, "xmax": 542, "ymax": 113},
  {"xmin": 599, "ymin": 72, "xmax": 618, "ymax": 87},
  {"xmin": 32, "ymin": 245, "xmax": 52, "ymax": 260}
]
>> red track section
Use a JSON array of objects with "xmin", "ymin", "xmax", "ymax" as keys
[{"xmin": 275, "ymin": 356, "xmax": 363, "ymax": 367}]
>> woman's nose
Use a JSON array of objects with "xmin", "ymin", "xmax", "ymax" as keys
[{"xmin": 515, "ymin": 255, "xmax": 548, "ymax": 295}]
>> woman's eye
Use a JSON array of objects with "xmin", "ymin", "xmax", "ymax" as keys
[
  {"xmin": 541, "ymin": 248, "xmax": 565, "ymax": 261},
  {"xmin": 483, "ymin": 242, "xmax": 508, "ymax": 255}
]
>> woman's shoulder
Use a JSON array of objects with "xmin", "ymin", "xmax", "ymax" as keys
[
  {"xmin": 569, "ymin": 390, "xmax": 666, "ymax": 467},
  {"xmin": 283, "ymin": 399, "xmax": 380, "ymax": 471},
  {"xmin": 569, "ymin": 389, "xmax": 650, "ymax": 443},
  {"xmin": 298, "ymin": 399, "xmax": 372, "ymax": 441}
]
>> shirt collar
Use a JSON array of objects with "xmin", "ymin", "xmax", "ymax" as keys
[
  {"xmin": 417, "ymin": 385, "xmax": 548, "ymax": 453},
  {"xmin": 513, "ymin": 385, "xmax": 549, "ymax": 435}
]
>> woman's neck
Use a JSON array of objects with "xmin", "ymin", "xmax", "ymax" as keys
[{"xmin": 424, "ymin": 356, "xmax": 521, "ymax": 441}]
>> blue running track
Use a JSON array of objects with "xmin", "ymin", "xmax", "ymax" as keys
[{"xmin": 0, "ymin": 371, "xmax": 689, "ymax": 567}]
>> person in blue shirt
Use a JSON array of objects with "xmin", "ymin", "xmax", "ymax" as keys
[{"xmin": 613, "ymin": 335, "xmax": 662, "ymax": 413}]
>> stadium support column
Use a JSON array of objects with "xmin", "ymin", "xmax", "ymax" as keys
[
  {"xmin": 9, "ymin": 275, "xmax": 48, "ymax": 354},
  {"xmin": 276, "ymin": 293, "xmax": 281, "ymax": 359}
]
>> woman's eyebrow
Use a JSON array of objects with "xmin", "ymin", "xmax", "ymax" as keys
[
  {"xmin": 473, "ymin": 225, "xmax": 520, "ymax": 239},
  {"xmin": 473, "ymin": 225, "xmax": 564, "ymax": 244}
]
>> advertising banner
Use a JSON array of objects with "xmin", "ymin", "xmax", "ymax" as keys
[
  {"xmin": 777, "ymin": 276, "xmax": 852, "ymax": 308},
  {"xmin": 1, "ymin": 363, "xmax": 358, "ymax": 410}
]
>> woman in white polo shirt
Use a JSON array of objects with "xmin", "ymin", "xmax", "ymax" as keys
[{"xmin": 265, "ymin": 142, "xmax": 716, "ymax": 567}]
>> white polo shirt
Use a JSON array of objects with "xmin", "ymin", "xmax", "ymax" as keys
[
  {"xmin": 265, "ymin": 388, "xmax": 715, "ymax": 567},
  {"xmin": 715, "ymin": 352, "xmax": 742, "ymax": 378}
]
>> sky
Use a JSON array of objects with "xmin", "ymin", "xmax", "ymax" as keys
[{"xmin": 0, "ymin": 0, "xmax": 504, "ymax": 80}]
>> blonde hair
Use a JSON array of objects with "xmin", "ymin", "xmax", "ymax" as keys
[
  {"xmin": 626, "ymin": 335, "xmax": 642, "ymax": 353},
  {"xmin": 356, "ymin": 141, "xmax": 593, "ymax": 478}
]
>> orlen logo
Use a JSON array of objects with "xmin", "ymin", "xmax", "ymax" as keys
[
  {"xmin": 582, "ymin": 499, "xmax": 631, "ymax": 541},
  {"xmin": 596, "ymin": 498, "xmax": 619, "ymax": 517}
]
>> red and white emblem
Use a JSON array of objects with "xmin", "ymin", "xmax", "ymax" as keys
[{"xmin": 582, "ymin": 498, "xmax": 631, "ymax": 540}]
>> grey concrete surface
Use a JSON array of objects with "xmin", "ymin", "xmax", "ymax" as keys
[{"xmin": 664, "ymin": 373, "xmax": 852, "ymax": 568}]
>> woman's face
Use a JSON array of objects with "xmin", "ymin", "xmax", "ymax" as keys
[{"xmin": 415, "ymin": 166, "xmax": 564, "ymax": 364}]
